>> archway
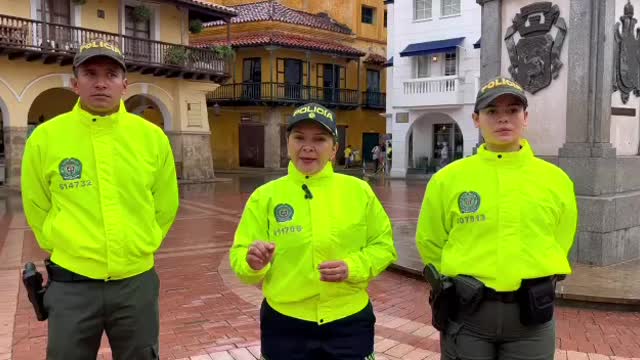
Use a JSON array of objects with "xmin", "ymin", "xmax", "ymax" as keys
[
  {"xmin": 406, "ymin": 112, "xmax": 465, "ymax": 173},
  {"xmin": 124, "ymin": 94, "xmax": 166, "ymax": 130},
  {"xmin": 27, "ymin": 88, "xmax": 78, "ymax": 137}
]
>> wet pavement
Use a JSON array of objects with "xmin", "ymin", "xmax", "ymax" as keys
[{"xmin": 0, "ymin": 173, "xmax": 639, "ymax": 360}]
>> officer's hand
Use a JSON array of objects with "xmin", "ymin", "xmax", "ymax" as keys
[
  {"xmin": 246, "ymin": 241, "xmax": 276, "ymax": 271},
  {"xmin": 318, "ymin": 261, "xmax": 349, "ymax": 282}
]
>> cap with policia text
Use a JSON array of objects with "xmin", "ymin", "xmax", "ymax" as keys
[
  {"xmin": 474, "ymin": 76, "xmax": 528, "ymax": 113},
  {"xmin": 288, "ymin": 103, "xmax": 338, "ymax": 139},
  {"xmin": 73, "ymin": 39, "xmax": 126, "ymax": 72}
]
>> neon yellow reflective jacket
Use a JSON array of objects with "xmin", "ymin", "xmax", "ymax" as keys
[
  {"xmin": 230, "ymin": 162, "xmax": 397, "ymax": 325},
  {"xmin": 21, "ymin": 100, "xmax": 179, "ymax": 280},
  {"xmin": 416, "ymin": 140, "xmax": 578, "ymax": 292}
]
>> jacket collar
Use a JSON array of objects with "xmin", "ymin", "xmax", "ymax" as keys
[
  {"xmin": 477, "ymin": 139, "xmax": 534, "ymax": 164},
  {"xmin": 73, "ymin": 99, "xmax": 127, "ymax": 125},
  {"xmin": 287, "ymin": 161, "xmax": 334, "ymax": 184}
]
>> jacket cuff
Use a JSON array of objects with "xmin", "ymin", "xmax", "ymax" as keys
[{"xmin": 344, "ymin": 256, "xmax": 366, "ymax": 283}]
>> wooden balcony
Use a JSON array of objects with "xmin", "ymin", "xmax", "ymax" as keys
[
  {"xmin": 362, "ymin": 91, "xmax": 386, "ymax": 109},
  {"xmin": 0, "ymin": 14, "xmax": 230, "ymax": 82},
  {"xmin": 207, "ymin": 82, "xmax": 360, "ymax": 109}
]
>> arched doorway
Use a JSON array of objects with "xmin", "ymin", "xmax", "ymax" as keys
[
  {"xmin": 124, "ymin": 95, "xmax": 165, "ymax": 129},
  {"xmin": 406, "ymin": 113, "xmax": 465, "ymax": 173},
  {"xmin": 27, "ymin": 88, "xmax": 78, "ymax": 137}
]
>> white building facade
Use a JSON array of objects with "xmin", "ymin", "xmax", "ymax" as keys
[{"xmin": 385, "ymin": 0, "xmax": 482, "ymax": 177}]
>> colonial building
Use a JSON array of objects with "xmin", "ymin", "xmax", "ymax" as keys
[
  {"xmin": 0, "ymin": 0, "xmax": 236, "ymax": 185},
  {"xmin": 192, "ymin": 0, "xmax": 388, "ymax": 169},
  {"xmin": 385, "ymin": 0, "xmax": 481, "ymax": 177}
]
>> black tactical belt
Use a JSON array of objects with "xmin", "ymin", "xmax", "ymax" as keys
[
  {"xmin": 45, "ymin": 261, "xmax": 103, "ymax": 282},
  {"xmin": 483, "ymin": 288, "xmax": 518, "ymax": 303}
]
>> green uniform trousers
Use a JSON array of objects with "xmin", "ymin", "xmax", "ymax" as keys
[
  {"xmin": 43, "ymin": 268, "xmax": 160, "ymax": 360},
  {"xmin": 441, "ymin": 299, "xmax": 555, "ymax": 360}
]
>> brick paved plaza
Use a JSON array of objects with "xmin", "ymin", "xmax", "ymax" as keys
[{"xmin": 0, "ymin": 175, "xmax": 638, "ymax": 360}]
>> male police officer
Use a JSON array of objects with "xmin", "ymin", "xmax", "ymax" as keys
[
  {"xmin": 21, "ymin": 39, "xmax": 179, "ymax": 360},
  {"xmin": 416, "ymin": 77, "xmax": 578, "ymax": 360}
]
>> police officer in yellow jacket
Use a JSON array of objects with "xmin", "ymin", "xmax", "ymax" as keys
[
  {"xmin": 230, "ymin": 103, "xmax": 398, "ymax": 360},
  {"xmin": 21, "ymin": 39, "xmax": 179, "ymax": 360},
  {"xmin": 416, "ymin": 77, "xmax": 578, "ymax": 360}
]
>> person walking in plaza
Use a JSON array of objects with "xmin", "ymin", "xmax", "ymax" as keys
[
  {"xmin": 415, "ymin": 77, "xmax": 578, "ymax": 360},
  {"xmin": 371, "ymin": 143, "xmax": 380, "ymax": 173},
  {"xmin": 21, "ymin": 39, "xmax": 179, "ymax": 360},
  {"xmin": 344, "ymin": 144, "xmax": 353, "ymax": 169},
  {"xmin": 230, "ymin": 102, "xmax": 397, "ymax": 360}
]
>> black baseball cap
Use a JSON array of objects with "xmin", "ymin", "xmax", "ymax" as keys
[
  {"xmin": 288, "ymin": 103, "xmax": 338, "ymax": 139},
  {"xmin": 73, "ymin": 39, "xmax": 126, "ymax": 72},
  {"xmin": 474, "ymin": 76, "xmax": 528, "ymax": 113}
]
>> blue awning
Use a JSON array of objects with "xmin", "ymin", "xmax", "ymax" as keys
[
  {"xmin": 399, "ymin": 37, "xmax": 465, "ymax": 57},
  {"xmin": 383, "ymin": 56, "xmax": 393, "ymax": 67},
  {"xmin": 473, "ymin": 38, "xmax": 481, "ymax": 49}
]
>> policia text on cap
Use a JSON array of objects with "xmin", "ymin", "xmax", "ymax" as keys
[
  {"xmin": 230, "ymin": 103, "xmax": 398, "ymax": 360},
  {"xmin": 416, "ymin": 77, "xmax": 578, "ymax": 360},
  {"xmin": 21, "ymin": 39, "xmax": 179, "ymax": 360}
]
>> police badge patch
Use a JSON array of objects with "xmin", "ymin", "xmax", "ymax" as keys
[
  {"xmin": 59, "ymin": 158, "xmax": 83, "ymax": 181},
  {"xmin": 458, "ymin": 192, "xmax": 481, "ymax": 214},
  {"xmin": 274, "ymin": 204, "xmax": 294, "ymax": 222}
]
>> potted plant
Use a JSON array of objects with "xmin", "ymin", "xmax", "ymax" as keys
[
  {"xmin": 212, "ymin": 45, "xmax": 235, "ymax": 60},
  {"xmin": 71, "ymin": 0, "xmax": 87, "ymax": 5},
  {"xmin": 133, "ymin": 5, "xmax": 152, "ymax": 23},
  {"xmin": 189, "ymin": 19, "xmax": 204, "ymax": 34},
  {"xmin": 164, "ymin": 46, "xmax": 189, "ymax": 66}
]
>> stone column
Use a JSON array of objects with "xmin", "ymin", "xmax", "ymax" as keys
[
  {"xmin": 166, "ymin": 131, "xmax": 215, "ymax": 182},
  {"xmin": 476, "ymin": 0, "xmax": 502, "ymax": 83},
  {"xmin": 4, "ymin": 127, "xmax": 28, "ymax": 187},
  {"xmin": 264, "ymin": 109, "xmax": 282, "ymax": 169},
  {"xmin": 557, "ymin": 0, "xmax": 640, "ymax": 266},
  {"xmin": 475, "ymin": 0, "xmax": 502, "ymax": 150}
]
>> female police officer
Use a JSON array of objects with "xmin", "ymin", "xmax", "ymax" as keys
[
  {"xmin": 230, "ymin": 103, "xmax": 397, "ymax": 360},
  {"xmin": 416, "ymin": 77, "xmax": 578, "ymax": 360}
]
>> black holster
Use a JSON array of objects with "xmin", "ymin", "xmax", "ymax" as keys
[
  {"xmin": 423, "ymin": 264, "xmax": 457, "ymax": 331},
  {"xmin": 517, "ymin": 277, "xmax": 555, "ymax": 326},
  {"xmin": 452, "ymin": 275, "xmax": 485, "ymax": 315},
  {"xmin": 22, "ymin": 262, "xmax": 48, "ymax": 321}
]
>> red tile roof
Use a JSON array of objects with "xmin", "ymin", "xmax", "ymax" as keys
[
  {"xmin": 204, "ymin": 1, "xmax": 352, "ymax": 34},
  {"xmin": 364, "ymin": 53, "xmax": 387, "ymax": 66},
  {"xmin": 193, "ymin": 32, "xmax": 365, "ymax": 57},
  {"xmin": 176, "ymin": 0, "xmax": 238, "ymax": 16}
]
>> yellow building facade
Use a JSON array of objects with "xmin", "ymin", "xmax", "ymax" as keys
[
  {"xmin": 195, "ymin": 0, "xmax": 388, "ymax": 169},
  {"xmin": 0, "ymin": 0, "xmax": 236, "ymax": 185}
]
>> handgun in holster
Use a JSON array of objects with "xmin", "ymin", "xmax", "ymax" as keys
[
  {"xmin": 22, "ymin": 262, "xmax": 48, "ymax": 321},
  {"xmin": 422, "ymin": 264, "xmax": 456, "ymax": 331}
]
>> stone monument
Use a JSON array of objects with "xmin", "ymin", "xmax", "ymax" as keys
[{"xmin": 476, "ymin": 0, "xmax": 640, "ymax": 266}]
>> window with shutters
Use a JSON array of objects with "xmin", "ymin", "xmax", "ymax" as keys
[
  {"xmin": 361, "ymin": 6, "xmax": 375, "ymax": 24},
  {"xmin": 414, "ymin": 0, "xmax": 432, "ymax": 20},
  {"xmin": 444, "ymin": 51, "xmax": 457, "ymax": 76},
  {"xmin": 441, "ymin": 0, "xmax": 461, "ymax": 17}
]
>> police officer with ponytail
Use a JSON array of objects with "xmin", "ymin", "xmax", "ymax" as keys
[
  {"xmin": 416, "ymin": 77, "xmax": 578, "ymax": 360},
  {"xmin": 230, "ymin": 102, "xmax": 397, "ymax": 360}
]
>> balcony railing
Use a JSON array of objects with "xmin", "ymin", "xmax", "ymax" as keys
[
  {"xmin": 395, "ymin": 76, "xmax": 464, "ymax": 108},
  {"xmin": 362, "ymin": 91, "xmax": 386, "ymax": 109},
  {"xmin": 0, "ymin": 14, "xmax": 229, "ymax": 81},
  {"xmin": 207, "ymin": 82, "xmax": 360, "ymax": 108},
  {"xmin": 403, "ymin": 76, "xmax": 459, "ymax": 95}
]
